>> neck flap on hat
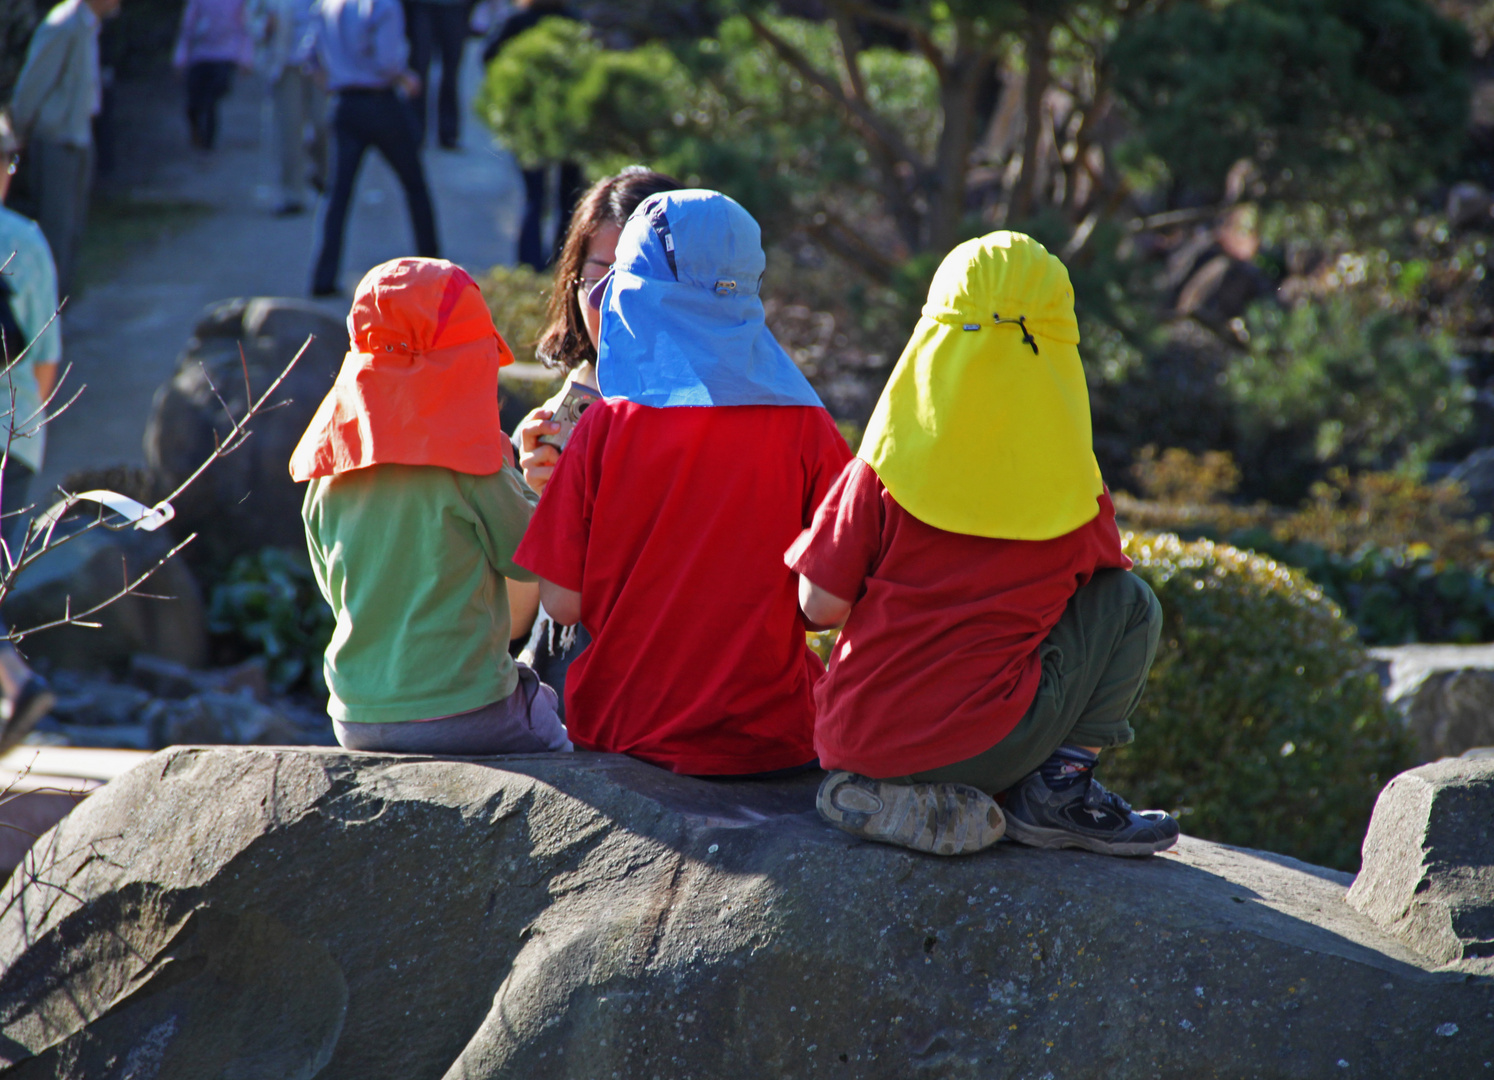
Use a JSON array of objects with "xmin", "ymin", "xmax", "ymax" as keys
[
  {"xmin": 858, "ymin": 231, "xmax": 1104, "ymax": 541},
  {"xmin": 289, "ymin": 257, "xmax": 515, "ymax": 482},
  {"xmin": 595, "ymin": 189, "xmax": 825, "ymax": 410}
]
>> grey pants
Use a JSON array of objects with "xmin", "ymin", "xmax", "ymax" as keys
[
  {"xmin": 895, "ymin": 568, "xmax": 1163, "ymax": 796},
  {"xmin": 334, "ymin": 663, "xmax": 572, "ymax": 755},
  {"xmin": 268, "ymin": 68, "xmax": 328, "ymax": 205},
  {"xmin": 30, "ymin": 138, "xmax": 92, "ymax": 298}
]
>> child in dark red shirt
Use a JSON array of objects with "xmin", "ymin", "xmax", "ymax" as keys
[
  {"xmin": 787, "ymin": 232, "xmax": 1179, "ymax": 857},
  {"xmin": 514, "ymin": 190, "xmax": 851, "ymax": 775}
]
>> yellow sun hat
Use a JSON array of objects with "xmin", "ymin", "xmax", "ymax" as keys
[{"xmin": 857, "ymin": 231, "xmax": 1104, "ymax": 540}]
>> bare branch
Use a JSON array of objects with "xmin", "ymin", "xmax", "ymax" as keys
[
  {"xmin": 158, "ymin": 335, "xmax": 311, "ymax": 508},
  {"xmin": 744, "ymin": 13, "xmax": 924, "ymax": 176},
  {"xmin": 7, "ymin": 533, "xmax": 197, "ymax": 642}
]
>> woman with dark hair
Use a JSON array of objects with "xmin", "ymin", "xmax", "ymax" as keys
[
  {"xmin": 515, "ymin": 165, "xmax": 681, "ymax": 493},
  {"xmin": 508, "ymin": 165, "xmax": 679, "ymax": 704}
]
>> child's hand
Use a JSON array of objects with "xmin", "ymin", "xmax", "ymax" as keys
[{"xmin": 518, "ymin": 408, "xmax": 562, "ymax": 495}]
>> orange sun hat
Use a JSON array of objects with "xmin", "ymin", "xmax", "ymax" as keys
[{"xmin": 289, "ymin": 258, "xmax": 516, "ymax": 482}]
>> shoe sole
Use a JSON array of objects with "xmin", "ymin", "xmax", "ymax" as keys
[
  {"xmin": 1003, "ymin": 815, "xmax": 1178, "ymax": 857},
  {"xmin": 0, "ymin": 688, "xmax": 55, "ymax": 757},
  {"xmin": 817, "ymin": 771, "xmax": 1005, "ymax": 856}
]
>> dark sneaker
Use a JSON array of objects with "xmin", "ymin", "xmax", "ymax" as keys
[
  {"xmin": 0, "ymin": 674, "xmax": 55, "ymax": 756},
  {"xmin": 817, "ymin": 770, "xmax": 1005, "ymax": 856},
  {"xmin": 1003, "ymin": 746, "xmax": 1179, "ymax": 857}
]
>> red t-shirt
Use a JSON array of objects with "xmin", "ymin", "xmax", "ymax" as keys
[
  {"xmin": 514, "ymin": 401, "xmax": 853, "ymax": 775},
  {"xmin": 785, "ymin": 458, "xmax": 1130, "ymax": 778}
]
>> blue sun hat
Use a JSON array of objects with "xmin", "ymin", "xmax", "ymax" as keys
[{"xmin": 594, "ymin": 189, "xmax": 825, "ymax": 409}]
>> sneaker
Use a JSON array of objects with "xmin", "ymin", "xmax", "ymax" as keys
[
  {"xmin": 1003, "ymin": 746, "xmax": 1179, "ymax": 857},
  {"xmin": 0, "ymin": 674, "xmax": 55, "ymax": 756},
  {"xmin": 817, "ymin": 770, "xmax": 1005, "ymax": 856}
]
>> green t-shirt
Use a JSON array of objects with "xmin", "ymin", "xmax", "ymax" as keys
[{"xmin": 303, "ymin": 462, "xmax": 540, "ymax": 724}]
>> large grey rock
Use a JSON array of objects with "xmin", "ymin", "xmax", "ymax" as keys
[
  {"xmin": 0, "ymin": 749, "xmax": 1490, "ymax": 1078},
  {"xmin": 1372, "ymin": 643, "xmax": 1494, "ymax": 761},
  {"xmin": 1347, "ymin": 757, "xmax": 1494, "ymax": 968},
  {"xmin": 143, "ymin": 298, "xmax": 345, "ymax": 570}
]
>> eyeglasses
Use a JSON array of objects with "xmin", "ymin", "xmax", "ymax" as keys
[{"xmin": 574, "ymin": 274, "xmax": 607, "ymax": 295}]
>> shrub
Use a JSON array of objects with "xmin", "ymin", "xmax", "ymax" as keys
[
  {"xmin": 1108, "ymin": 533, "xmax": 1413, "ymax": 871},
  {"xmin": 1115, "ymin": 451, "xmax": 1494, "ymax": 643},
  {"xmin": 1227, "ymin": 290, "xmax": 1471, "ymax": 479},
  {"xmin": 477, "ymin": 264, "xmax": 552, "ymax": 360},
  {"xmin": 207, "ymin": 547, "xmax": 335, "ymax": 694}
]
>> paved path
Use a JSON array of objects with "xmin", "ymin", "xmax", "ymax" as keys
[{"xmin": 39, "ymin": 45, "xmax": 524, "ymax": 496}]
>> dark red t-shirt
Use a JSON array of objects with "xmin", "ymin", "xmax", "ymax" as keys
[
  {"xmin": 785, "ymin": 458, "xmax": 1130, "ymax": 778},
  {"xmin": 514, "ymin": 400, "xmax": 853, "ymax": 774}
]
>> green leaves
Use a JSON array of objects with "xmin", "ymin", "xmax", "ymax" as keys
[
  {"xmin": 207, "ymin": 548, "xmax": 335, "ymax": 695},
  {"xmin": 1226, "ymin": 289, "xmax": 1470, "ymax": 473},
  {"xmin": 1111, "ymin": 0, "xmax": 1470, "ymax": 204},
  {"xmin": 1110, "ymin": 533, "xmax": 1413, "ymax": 871}
]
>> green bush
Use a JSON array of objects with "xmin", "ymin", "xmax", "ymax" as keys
[
  {"xmin": 477, "ymin": 263, "xmax": 552, "ymax": 360},
  {"xmin": 1222, "ymin": 530, "xmax": 1494, "ymax": 646},
  {"xmin": 207, "ymin": 547, "xmax": 335, "ymax": 695},
  {"xmin": 1108, "ymin": 533, "xmax": 1413, "ymax": 872},
  {"xmin": 1228, "ymin": 290, "xmax": 1471, "ymax": 477}
]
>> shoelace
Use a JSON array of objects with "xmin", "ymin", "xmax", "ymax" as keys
[{"xmin": 1080, "ymin": 776, "xmax": 1132, "ymax": 815}]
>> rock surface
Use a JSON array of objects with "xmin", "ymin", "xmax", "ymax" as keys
[
  {"xmin": 1371, "ymin": 643, "xmax": 1494, "ymax": 761},
  {"xmin": 1348, "ymin": 757, "xmax": 1494, "ymax": 969},
  {"xmin": 0, "ymin": 749, "xmax": 1490, "ymax": 1079}
]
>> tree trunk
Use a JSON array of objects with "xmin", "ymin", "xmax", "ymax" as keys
[
  {"xmin": 1011, "ymin": 17, "xmax": 1053, "ymax": 222},
  {"xmin": 925, "ymin": 21, "xmax": 991, "ymax": 255}
]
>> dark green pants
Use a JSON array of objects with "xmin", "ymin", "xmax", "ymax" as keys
[{"xmin": 893, "ymin": 568, "xmax": 1162, "ymax": 796}]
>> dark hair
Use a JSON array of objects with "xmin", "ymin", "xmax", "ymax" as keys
[{"xmin": 536, "ymin": 166, "xmax": 681, "ymax": 371}]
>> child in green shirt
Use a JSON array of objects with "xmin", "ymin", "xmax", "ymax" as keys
[{"xmin": 290, "ymin": 257, "xmax": 570, "ymax": 754}]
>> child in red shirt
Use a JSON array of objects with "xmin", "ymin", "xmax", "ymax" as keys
[
  {"xmin": 787, "ymin": 232, "xmax": 1178, "ymax": 857},
  {"xmin": 514, "ymin": 190, "xmax": 851, "ymax": 775}
]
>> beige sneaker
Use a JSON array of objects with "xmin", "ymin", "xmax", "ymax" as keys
[{"xmin": 816, "ymin": 770, "xmax": 1005, "ymax": 856}]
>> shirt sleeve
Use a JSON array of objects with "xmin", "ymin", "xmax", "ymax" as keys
[
  {"xmin": 11, "ymin": 21, "xmax": 69, "ymax": 134},
  {"xmin": 785, "ymin": 457, "xmax": 885, "ymax": 605},
  {"xmin": 464, "ymin": 463, "xmax": 541, "ymax": 582},
  {"xmin": 511, "ymin": 400, "xmax": 600, "ymax": 592},
  {"xmin": 801, "ymin": 409, "xmax": 854, "ymax": 526},
  {"xmin": 370, "ymin": 0, "xmax": 409, "ymax": 81}
]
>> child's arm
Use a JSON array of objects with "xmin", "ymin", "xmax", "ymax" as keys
[
  {"xmin": 539, "ymin": 579, "xmax": 582, "ymax": 626},
  {"xmin": 799, "ymin": 575, "xmax": 852, "ymax": 631}
]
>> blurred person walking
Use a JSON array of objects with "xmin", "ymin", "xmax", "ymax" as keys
[
  {"xmin": 8, "ymin": 0, "xmax": 120, "ymax": 298},
  {"xmin": 482, "ymin": 0, "xmax": 578, "ymax": 269},
  {"xmin": 248, "ymin": 0, "xmax": 327, "ymax": 213},
  {"xmin": 0, "ymin": 115, "xmax": 60, "ymax": 751},
  {"xmin": 302, "ymin": 0, "xmax": 440, "ymax": 296},
  {"xmin": 173, "ymin": 0, "xmax": 253, "ymax": 150},
  {"xmin": 403, "ymin": 0, "xmax": 467, "ymax": 148}
]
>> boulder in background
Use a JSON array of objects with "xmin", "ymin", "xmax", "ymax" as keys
[
  {"xmin": 143, "ymin": 298, "xmax": 345, "ymax": 572},
  {"xmin": 1372, "ymin": 643, "xmax": 1494, "ymax": 761},
  {"xmin": 1347, "ymin": 756, "xmax": 1494, "ymax": 968}
]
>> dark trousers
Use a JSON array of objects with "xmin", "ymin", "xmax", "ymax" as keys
[
  {"xmin": 518, "ymin": 160, "xmax": 584, "ymax": 270},
  {"xmin": 26, "ymin": 139, "xmax": 91, "ymax": 298},
  {"xmin": 311, "ymin": 88, "xmax": 440, "ymax": 294},
  {"xmin": 185, "ymin": 60, "xmax": 236, "ymax": 150},
  {"xmin": 896, "ymin": 569, "xmax": 1163, "ymax": 795},
  {"xmin": 405, "ymin": 1, "xmax": 468, "ymax": 146}
]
